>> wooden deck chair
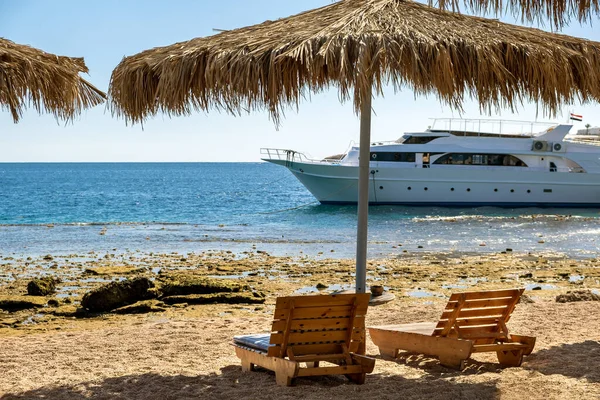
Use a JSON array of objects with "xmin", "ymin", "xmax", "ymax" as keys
[
  {"xmin": 369, "ymin": 288, "xmax": 536, "ymax": 369},
  {"xmin": 233, "ymin": 293, "xmax": 376, "ymax": 386}
]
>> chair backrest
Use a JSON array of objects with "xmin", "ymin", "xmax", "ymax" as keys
[
  {"xmin": 267, "ymin": 293, "xmax": 370, "ymax": 358},
  {"xmin": 433, "ymin": 289, "xmax": 524, "ymax": 344}
]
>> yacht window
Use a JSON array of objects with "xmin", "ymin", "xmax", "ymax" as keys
[
  {"xmin": 370, "ymin": 152, "xmax": 416, "ymax": 162},
  {"xmin": 434, "ymin": 153, "xmax": 527, "ymax": 167},
  {"xmin": 402, "ymin": 136, "xmax": 443, "ymax": 144},
  {"xmin": 472, "ymin": 155, "xmax": 487, "ymax": 165}
]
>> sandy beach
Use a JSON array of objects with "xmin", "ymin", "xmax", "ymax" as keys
[
  {"xmin": 4, "ymin": 0, "xmax": 600, "ymax": 397},
  {"xmin": 1, "ymin": 250, "xmax": 599, "ymax": 399}
]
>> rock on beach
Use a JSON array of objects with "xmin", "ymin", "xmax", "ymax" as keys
[
  {"xmin": 556, "ymin": 290, "xmax": 600, "ymax": 303},
  {"xmin": 158, "ymin": 274, "xmax": 247, "ymax": 297},
  {"xmin": 112, "ymin": 300, "xmax": 167, "ymax": 314},
  {"xmin": 81, "ymin": 277, "xmax": 155, "ymax": 312},
  {"xmin": 27, "ymin": 277, "xmax": 57, "ymax": 296},
  {"xmin": 161, "ymin": 292, "xmax": 265, "ymax": 305},
  {"xmin": 0, "ymin": 296, "xmax": 47, "ymax": 312}
]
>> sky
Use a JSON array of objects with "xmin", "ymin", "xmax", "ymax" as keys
[{"xmin": 1, "ymin": 0, "xmax": 600, "ymax": 162}]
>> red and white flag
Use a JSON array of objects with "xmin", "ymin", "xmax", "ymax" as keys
[{"xmin": 570, "ymin": 113, "xmax": 583, "ymax": 121}]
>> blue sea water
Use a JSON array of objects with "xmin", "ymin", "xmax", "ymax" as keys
[{"xmin": 1, "ymin": 162, "xmax": 599, "ymax": 258}]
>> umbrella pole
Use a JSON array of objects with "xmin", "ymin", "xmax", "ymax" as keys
[{"xmin": 355, "ymin": 91, "xmax": 372, "ymax": 295}]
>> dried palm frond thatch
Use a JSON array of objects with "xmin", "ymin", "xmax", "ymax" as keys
[
  {"xmin": 109, "ymin": 0, "xmax": 600, "ymax": 125},
  {"xmin": 432, "ymin": 0, "xmax": 600, "ymax": 29},
  {"xmin": 0, "ymin": 38, "xmax": 106, "ymax": 123}
]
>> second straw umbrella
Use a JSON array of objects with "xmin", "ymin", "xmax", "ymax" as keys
[{"xmin": 1, "ymin": 38, "xmax": 106, "ymax": 123}]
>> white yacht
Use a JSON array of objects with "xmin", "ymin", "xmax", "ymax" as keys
[{"xmin": 261, "ymin": 119, "xmax": 600, "ymax": 207}]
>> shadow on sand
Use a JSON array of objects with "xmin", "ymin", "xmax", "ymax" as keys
[
  {"xmin": 2, "ymin": 364, "xmax": 498, "ymax": 400},
  {"xmin": 523, "ymin": 340, "xmax": 600, "ymax": 383},
  {"xmin": 382, "ymin": 340, "xmax": 600, "ymax": 384},
  {"xmin": 384, "ymin": 352, "xmax": 506, "ymax": 377}
]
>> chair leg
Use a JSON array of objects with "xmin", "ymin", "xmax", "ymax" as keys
[
  {"xmin": 241, "ymin": 359, "xmax": 254, "ymax": 372},
  {"xmin": 275, "ymin": 371, "xmax": 294, "ymax": 386},
  {"xmin": 497, "ymin": 349, "xmax": 524, "ymax": 367},
  {"xmin": 378, "ymin": 346, "xmax": 399, "ymax": 358},
  {"xmin": 346, "ymin": 373, "xmax": 366, "ymax": 384},
  {"xmin": 438, "ymin": 356, "xmax": 466, "ymax": 370}
]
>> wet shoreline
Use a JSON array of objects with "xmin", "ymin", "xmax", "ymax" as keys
[{"xmin": 2, "ymin": 216, "xmax": 600, "ymax": 261}]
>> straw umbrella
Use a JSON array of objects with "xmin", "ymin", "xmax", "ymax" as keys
[
  {"xmin": 1, "ymin": 38, "xmax": 106, "ymax": 123},
  {"xmin": 109, "ymin": 0, "xmax": 600, "ymax": 295},
  {"xmin": 432, "ymin": 0, "xmax": 599, "ymax": 29}
]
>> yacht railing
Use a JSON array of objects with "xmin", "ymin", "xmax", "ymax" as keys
[
  {"xmin": 261, "ymin": 148, "xmax": 307, "ymax": 163},
  {"xmin": 429, "ymin": 118, "xmax": 558, "ymax": 137},
  {"xmin": 260, "ymin": 148, "xmax": 343, "ymax": 165}
]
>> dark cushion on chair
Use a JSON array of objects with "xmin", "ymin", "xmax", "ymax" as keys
[{"xmin": 233, "ymin": 333, "xmax": 272, "ymax": 352}]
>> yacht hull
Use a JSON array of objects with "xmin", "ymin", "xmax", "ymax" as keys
[{"xmin": 268, "ymin": 159, "xmax": 600, "ymax": 207}]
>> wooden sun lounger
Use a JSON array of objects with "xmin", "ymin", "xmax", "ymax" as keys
[
  {"xmin": 233, "ymin": 293, "xmax": 376, "ymax": 386},
  {"xmin": 369, "ymin": 288, "xmax": 536, "ymax": 369}
]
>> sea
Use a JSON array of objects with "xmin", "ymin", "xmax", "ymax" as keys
[{"xmin": 1, "ymin": 162, "xmax": 599, "ymax": 259}]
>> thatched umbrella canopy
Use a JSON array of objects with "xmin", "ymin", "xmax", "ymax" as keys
[
  {"xmin": 109, "ymin": 0, "xmax": 600, "ymax": 294},
  {"xmin": 1, "ymin": 38, "xmax": 106, "ymax": 123},
  {"xmin": 432, "ymin": 0, "xmax": 599, "ymax": 29}
]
